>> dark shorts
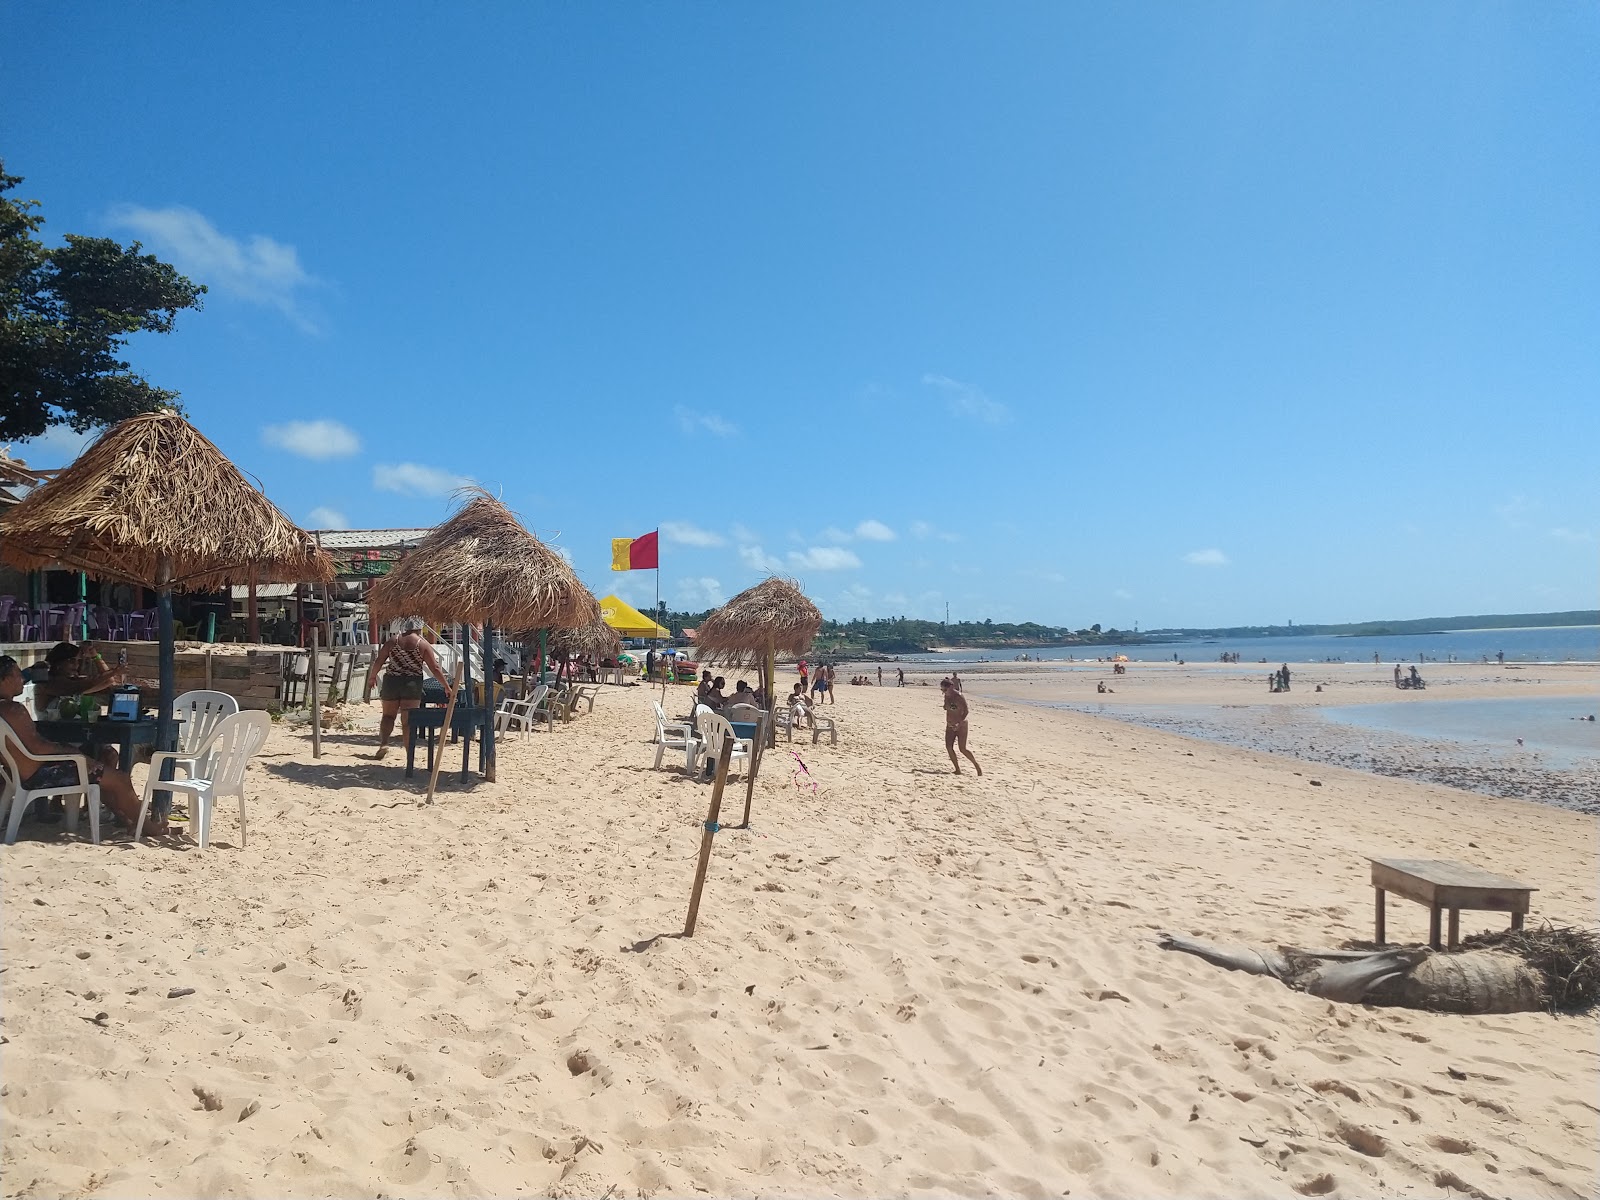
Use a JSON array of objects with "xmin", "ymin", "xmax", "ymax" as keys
[
  {"xmin": 381, "ymin": 674, "xmax": 425, "ymax": 702},
  {"xmin": 23, "ymin": 761, "xmax": 102, "ymax": 791},
  {"xmin": 812, "ymin": 679, "xmax": 828, "ymax": 692}
]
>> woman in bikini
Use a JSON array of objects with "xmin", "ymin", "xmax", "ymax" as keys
[
  {"xmin": 939, "ymin": 677, "xmax": 982, "ymax": 776},
  {"xmin": 366, "ymin": 622, "xmax": 454, "ymax": 759}
]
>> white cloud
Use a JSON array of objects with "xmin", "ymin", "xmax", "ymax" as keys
[
  {"xmin": 13, "ymin": 425, "xmax": 97, "ymax": 467},
  {"xmin": 307, "ymin": 506, "xmax": 349, "ymax": 530},
  {"xmin": 738, "ymin": 543, "xmax": 785, "ymax": 573},
  {"xmin": 108, "ymin": 204, "xmax": 320, "ymax": 333},
  {"xmin": 662, "ymin": 521, "xmax": 726, "ymax": 547},
  {"xmin": 1113, "ymin": 588, "xmax": 1133, "ymax": 600},
  {"xmin": 909, "ymin": 518, "xmax": 961, "ymax": 542},
  {"xmin": 262, "ymin": 419, "xmax": 361, "ymax": 460},
  {"xmin": 883, "ymin": 591, "xmax": 909, "ymax": 607},
  {"xmin": 922, "ymin": 373, "xmax": 1011, "ymax": 425},
  {"xmin": 789, "ymin": 546, "xmax": 861, "ymax": 571},
  {"xmin": 819, "ymin": 526, "xmax": 852, "ymax": 544},
  {"xmin": 855, "ymin": 519, "xmax": 895, "ymax": 542},
  {"xmin": 730, "ymin": 523, "xmax": 759, "ymax": 545},
  {"xmin": 373, "ymin": 462, "xmax": 473, "ymax": 497},
  {"xmin": 673, "ymin": 405, "xmax": 737, "ymax": 437},
  {"xmin": 676, "ymin": 577, "xmax": 726, "ymax": 608},
  {"xmin": 1548, "ymin": 527, "xmax": 1594, "ymax": 543},
  {"xmin": 1021, "ymin": 569, "xmax": 1067, "ymax": 584},
  {"xmin": 1183, "ymin": 548, "xmax": 1230, "ymax": 567}
]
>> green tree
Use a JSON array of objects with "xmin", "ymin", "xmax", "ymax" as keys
[{"xmin": 1, "ymin": 163, "xmax": 205, "ymax": 441}]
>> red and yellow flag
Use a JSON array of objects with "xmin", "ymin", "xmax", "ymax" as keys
[{"xmin": 610, "ymin": 530, "xmax": 659, "ymax": 571}]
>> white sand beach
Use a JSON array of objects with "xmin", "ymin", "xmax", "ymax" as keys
[{"xmin": 4, "ymin": 674, "xmax": 1598, "ymax": 1199}]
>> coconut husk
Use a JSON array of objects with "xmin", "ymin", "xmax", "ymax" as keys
[
  {"xmin": 368, "ymin": 489, "xmax": 588, "ymax": 631},
  {"xmin": 0, "ymin": 411, "xmax": 332, "ymax": 589},
  {"xmin": 694, "ymin": 576, "xmax": 821, "ymax": 667}
]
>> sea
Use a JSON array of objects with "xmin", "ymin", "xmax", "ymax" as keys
[
  {"xmin": 1320, "ymin": 697, "xmax": 1600, "ymax": 768},
  {"xmin": 904, "ymin": 624, "xmax": 1600, "ymax": 666}
]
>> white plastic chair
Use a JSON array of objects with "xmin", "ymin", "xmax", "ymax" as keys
[
  {"xmin": 136, "ymin": 711, "xmax": 271, "ymax": 849},
  {"xmin": 695, "ymin": 709, "xmax": 752, "ymax": 781},
  {"xmin": 1, "ymin": 721, "xmax": 101, "ymax": 846},
  {"xmin": 652, "ymin": 701, "xmax": 701, "ymax": 771},
  {"xmin": 171, "ymin": 690, "xmax": 241, "ymax": 780},
  {"xmin": 495, "ymin": 684, "xmax": 546, "ymax": 737}
]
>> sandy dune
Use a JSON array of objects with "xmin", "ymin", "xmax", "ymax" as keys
[{"xmin": 3, "ymin": 678, "xmax": 1597, "ymax": 1198}]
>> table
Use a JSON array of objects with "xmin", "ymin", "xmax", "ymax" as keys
[
  {"xmin": 404, "ymin": 704, "xmax": 490, "ymax": 781},
  {"xmin": 35, "ymin": 717, "xmax": 164, "ymax": 773},
  {"xmin": 1369, "ymin": 857, "xmax": 1535, "ymax": 949}
]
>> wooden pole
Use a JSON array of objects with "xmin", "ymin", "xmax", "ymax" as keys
[
  {"xmin": 153, "ymin": 556, "xmax": 178, "ymax": 819},
  {"xmin": 246, "ymin": 568, "xmax": 259, "ymax": 644},
  {"xmin": 204, "ymin": 648, "xmax": 213, "ymax": 691},
  {"xmin": 483, "ymin": 621, "xmax": 496, "ymax": 782},
  {"xmin": 426, "ymin": 660, "xmax": 464, "ymax": 805},
  {"xmin": 736, "ymin": 644, "xmax": 774, "ymax": 829},
  {"xmin": 309, "ymin": 627, "xmax": 322, "ymax": 759},
  {"xmin": 684, "ymin": 738, "xmax": 736, "ymax": 937}
]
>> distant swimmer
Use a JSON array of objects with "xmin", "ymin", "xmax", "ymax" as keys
[{"xmin": 940, "ymin": 678, "xmax": 982, "ymax": 776}]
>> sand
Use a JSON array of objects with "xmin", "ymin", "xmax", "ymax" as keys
[{"xmin": 3, "ymin": 673, "xmax": 1597, "ymax": 1199}]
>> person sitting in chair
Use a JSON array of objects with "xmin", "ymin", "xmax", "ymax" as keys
[{"xmin": 0, "ymin": 656, "xmax": 152, "ymax": 834}]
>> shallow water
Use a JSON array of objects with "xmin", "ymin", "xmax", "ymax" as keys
[{"xmin": 1320, "ymin": 698, "xmax": 1600, "ymax": 767}]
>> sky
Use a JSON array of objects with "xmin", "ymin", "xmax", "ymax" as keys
[{"xmin": 5, "ymin": 3, "xmax": 1596, "ymax": 630}]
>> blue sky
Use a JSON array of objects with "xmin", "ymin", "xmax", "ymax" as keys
[{"xmin": 6, "ymin": 3, "xmax": 1596, "ymax": 629}]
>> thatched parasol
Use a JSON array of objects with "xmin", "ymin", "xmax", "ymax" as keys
[
  {"xmin": 544, "ymin": 594, "xmax": 621, "ymax": 661},
  {"xmin": 0, "ymin": 412, "xmax": 331, "ymax": 589},
  {"xmin": 367, "ymin": 490, "xmax": 589, "ymax": 632},
  {"xmin": 0, "ymin": 410, "xmax": 334, "ymax": 830},
  {"xmin": 694, "ymin": 576, "xmax": 822, "ymax": 668},
  {"xmin": 693, "ymin": 576, "xmax": 822, "ymax": 827}
]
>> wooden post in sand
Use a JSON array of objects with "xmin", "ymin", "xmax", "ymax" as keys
[
  {"xmin": 426, "ymin": 660, "xmax": 464, "ymax": 805},
  {"xmin": 735, "ymin": 644, "xmax": 775, "ymax": 828},
  {"xmin": 309, "ymin": 627, "xmax": 322, "ymax": 759},
  {"xmin": 684, "ymin": 739, "xmax": 736, "ymax": 936}
]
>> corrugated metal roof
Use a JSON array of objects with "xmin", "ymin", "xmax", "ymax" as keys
[{"xmin": 312, "ymin": 528, "xmax": 432, "ymax": 550}]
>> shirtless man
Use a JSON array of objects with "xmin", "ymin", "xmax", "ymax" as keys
[
  {"xmin": 939, "ymin": 677, "xmax": 982, "ymax": 775},
  {"xmin": 365, "ymin": 622, "xmax": 454, "ymax": 759},
  {"xmin": 0, "ymin": 656, "xmax": 153, "ymax": 833}
]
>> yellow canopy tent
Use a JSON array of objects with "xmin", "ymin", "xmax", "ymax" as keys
[{"xmin": 598, "ymin": 593, "xmax": 670, "ymax": 639}]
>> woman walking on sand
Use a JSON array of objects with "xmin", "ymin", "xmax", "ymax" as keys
[{"xmin": 939, "ymin": 678, "xmax": 982, "ymax": 775}]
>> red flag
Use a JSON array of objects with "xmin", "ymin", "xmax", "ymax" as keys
[{"xmin": 611, "ymin": 530, "xmax": 659, "ymax": 570}]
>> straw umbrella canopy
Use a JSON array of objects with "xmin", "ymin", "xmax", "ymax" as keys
[
  {"xmin": 693, "ymin": 577, "xmax": 820, "ymax": 822},
  {"xmin": 0, "ymin": 410, "xmax": 334, "ymax": 798},
  {"xmin": 694, "ymin": 576, "xmax": 823, "ymax": 670},
  {"xmin": 544, "ymin": 594, "xmax": 620, "ymax": 661},
  {"xmin": 0, "ymin": 411, "xmax": 331, "ymax": 590},
  {"xmin": 366, "ymin": 490, "xmax": 589, "ymax": 633}
]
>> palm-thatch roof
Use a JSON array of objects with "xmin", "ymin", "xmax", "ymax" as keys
[
  {"xmin": 547, "ymin": 614, "xmax": 622, "ymax": 660},
  {"xmin": 0, "ymin": 412, "xmax": 333, "ymax": 589},
  {"xmin": 368, "ymin": 489, "xmax": 589, "ymax": 631},
  {"xmin": 694, "ymin": 576, "xmax": 822, "ymax": 666}
]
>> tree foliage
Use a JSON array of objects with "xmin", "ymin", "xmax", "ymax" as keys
[{"xmin": 0, "ymin": 163, "xmax": 206, "ymax": 441}]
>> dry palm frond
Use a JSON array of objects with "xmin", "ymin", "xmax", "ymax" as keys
[
  {"xmin": 547, "ymin": 616, "xmax": 622, "ymax": 660},
  {"xmin": 0, "ymin": 411, "xmax": 332, "ymax": 589},
  {"xmin": 1460, "ymin": 924, "xmax": 1600, "ymax": 1014},
  {"xmin": 368, "ymin": 489, "xmax": 589, "ymax": 631},
  {"xmin": 695, "ymin": 576, "xmax": 822, "ymax": 666}
]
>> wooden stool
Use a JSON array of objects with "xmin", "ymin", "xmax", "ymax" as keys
[{"xmin": 1369, "ymin": 858, "xmax": 1535, "ymax": 949}]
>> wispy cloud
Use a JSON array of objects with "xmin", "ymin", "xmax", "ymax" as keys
[
  {"xmin": 108, "ymin": 204, "xmax": 320, "ymax": 333},
  {"xmin": 673, "ymin": 405, "xmax": 737, "ymax": 437},
  {"xmin": 738, "ymin": 543, "xmax": 785, "ymax": 573},
  {"xmin": 1183, "ymin": 548, "xmax": 1230, "ymax": 567},
  {"xmin": 1113, "ymin": 588, "xmax": 1133, "ymax": 600},
  {"xmin": 307, "ymin": 506, "xmax": 349, "ymax": 530},
  {"xmin": 820, "ymin": 526, "xmax": 853, "ymax": 544},
  {"xmin": 372, "ymin": 462, "xmax": 472, "ymax": 497},
  {"xmin": 676, "ymin": 577, "xmax": 726, "ymax": 608},
  {"xmin": 922, "ymin": 373, "xmax": 1011, "ymax": 425},
  {"xmin": 1021, "ymin": 568, "xmax": 1067, "ymax": 584},
  {"xmin": 789, "ymin": 546, "xmax": 861, "ymax": 571},
  {"xmin": 910, "ymin": 519, "xmax": 962, "ymax": 543},
  {"xmin": 263, "ymin": 419, "xmax": 361, "ymax": 460},
  {"xmin": 854, "ymin": 519, "xmax": 895, "ymax": 542},
  {"xmin": 15, "ymin": 425, "xmax": 96, "ymax": 467},
  {"xmin": 1548, "ymin": 527, "xmax": 1594, "ymax": 543},
  {"xmin": 730, "ymin": 523, "xmax": 759, "ymax": 545},
  {"xmin": 662, "ymin": 520, "xmax": 726, "ymax": 548}
]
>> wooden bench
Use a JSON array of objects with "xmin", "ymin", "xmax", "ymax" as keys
[{"xmin": 1369, "ymin": 857, "xmax": 1535, "ymax": 950}]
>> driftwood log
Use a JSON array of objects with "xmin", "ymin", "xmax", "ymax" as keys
[{"xmin": 1158, "ymin": 933, "xmax": 1545, "ymax": 1014}]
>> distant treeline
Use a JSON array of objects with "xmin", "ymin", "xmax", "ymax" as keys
[
  {"xmin": 655, "ymin": 605, "xmax": 1600, "ymax": 656},
  {"xmin": 1146, "ymin": 610, "xmax": 1600, "ymax": 640},
  {"xmin": 659, "ymin": 609, "xmax": 1140, "ymax": 655}
]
